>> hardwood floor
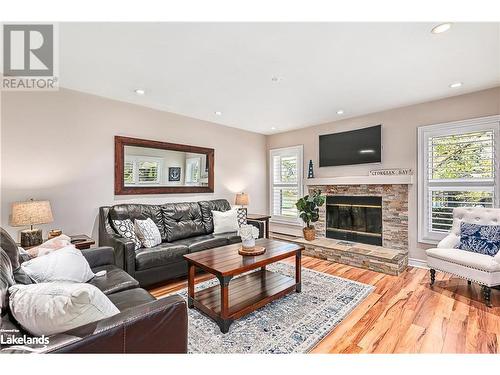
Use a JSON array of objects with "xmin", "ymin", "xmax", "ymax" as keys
[{"xmin": 149, "ymin": 255, "xmax": 500, "ymax": 353}]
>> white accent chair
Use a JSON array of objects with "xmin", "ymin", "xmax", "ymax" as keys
[{"xmin": 425, "ymin": 207, "xmax": 500, "ymax": 307}]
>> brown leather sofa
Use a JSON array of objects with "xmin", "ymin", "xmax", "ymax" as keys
[
  {"xmin": 0, "ymin": 228, "xmax": 187, "ymax": 354},
  {"xmin": 99, "ymin": 199, "xmax": 264, "ymax": 288}
]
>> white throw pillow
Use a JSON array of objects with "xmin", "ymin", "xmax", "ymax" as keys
[
  {"xmin": 213, "ymin": 209, "xmax": 239, "ymax": 234},
  {"xmin": 9, "ymin": 282, "xmax": 119, "ymax": 336},
  {"xmin": 134, "ymin": 218, "xmax": 162, "ymax": 248},
  {"xmin": 21, "ymin": 245, "xmax": 95, "ymax": 283},
  {"xmin": 112, "ymin": 218, "xmax": 141, "ymax": 250}
]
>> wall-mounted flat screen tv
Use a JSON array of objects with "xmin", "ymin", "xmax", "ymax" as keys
[{"xmin": 319, "ymin": 125, "xmax": 382, "ymax": 167}]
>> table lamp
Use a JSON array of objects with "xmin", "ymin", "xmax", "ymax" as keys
[
  {"xmin": 11, "ymin": 199, "xmax": 53, "ymax": 247},
  {"xmin": 235, "ymin": 192, "xmax": 249, "ymax": 209}
]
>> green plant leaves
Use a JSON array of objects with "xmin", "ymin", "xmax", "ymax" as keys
[{"xmin": 295, "ymin": 189, "xmax": 325, "ymax": 226}]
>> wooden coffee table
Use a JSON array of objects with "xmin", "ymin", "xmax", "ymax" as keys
[{"xmin": 183, "ymin": 238, "xmax": 304, "ymax": 333}]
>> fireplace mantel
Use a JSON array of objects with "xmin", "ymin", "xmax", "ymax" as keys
[{"xmin": 304, "ymin": 175, "xmax": 413, "ymax": 186}]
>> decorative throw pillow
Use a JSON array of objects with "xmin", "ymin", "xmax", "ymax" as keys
[
  {"xmin": 21, "ymin": 245, "xmax": 95, "ymax": 283},
  {"xmin": 457, "ymin": 222, "xmax": 500, "ymax": 256},
  {"xmin": 212, "ymin": 209, "xmax": 239, "ymax": 234},
  {"xmin": 237, "ymin": 208, "xmax": 247, "ymax": 227},
  {"xmin": 25, "ymin": 234, "xmax": 72, "ymax": 258},
  {"xmin": 9, "ymin": 282, "xmax": 119, "ymax": 336},
  {"xmin": 134, "ymin": 218, "xmax": 162, "ymax": 248},
  {"xmin": 112, "ymin": 219, "xmax": 141, "ymax": 250}
]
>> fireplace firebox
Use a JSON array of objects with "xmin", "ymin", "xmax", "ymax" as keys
[{"xmin": 326, "ymin": 195, "xmax": 382, "ymax": 246}]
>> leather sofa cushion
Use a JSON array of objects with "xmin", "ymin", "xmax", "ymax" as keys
[
  {"xmin": 426, "ymin": 247, "xmax": 500, "ymax": 272},
  {"xmin": 135, "ymin": 243, "xmax": 189, "ymax": 271},
  {"xmin": 199, "ymin": 199, "xmax": 231, "ymax": 233},
  {"xmin": 171, "ymin": 234, "xmax": 228, "ymax": 253},
  {"xmin": 107, "ymin": 288, "xmax": 155, "ymax": 312},
  {"xmin": 161, "ymin": 202, "xmax": 205, "ymax": 242},
  {"xmin": 213, "ymin": 231, "xmax": 241, "ymax": 245},
  {"xmin": 108, "ymin": 204, "xmax": 166, "ymax": 242},
  {"xmin": 88, "ymin": 265, "xmax": 139, "ymax": 295}
]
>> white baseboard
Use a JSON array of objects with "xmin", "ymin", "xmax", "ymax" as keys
[{"xmin": 408, "ymin": 257, "xmax": 429, "ymax": 269}]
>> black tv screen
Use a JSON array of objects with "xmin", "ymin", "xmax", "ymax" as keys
[{"xmin": 319, "ymin": 125, "xmax": 381, "ymax": 167}]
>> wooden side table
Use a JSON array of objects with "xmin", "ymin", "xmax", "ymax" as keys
[
  {"xmin": 18, "ymin": 234, "xmax": 95, "ymax": 250},
  {"xmin": 247, "ymin": 214, "xmax": 271, "ymax": 239},
  {"xmin": 69, "ymin": 234, "xmax": 96, "ymax": 250}
]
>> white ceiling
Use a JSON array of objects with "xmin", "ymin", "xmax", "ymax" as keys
[{"xmin": 59, "ymin": 22, "xmax": 500, "ymax": 135}]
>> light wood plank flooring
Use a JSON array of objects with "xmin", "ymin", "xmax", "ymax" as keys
[{"xmin": 149, "ymin": 255, "xmax": 500, "ymax": 353}]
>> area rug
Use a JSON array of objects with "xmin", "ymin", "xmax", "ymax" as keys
[{"xmin": 162, "ymin": 262, "xmax": 373, "ymax": 353}]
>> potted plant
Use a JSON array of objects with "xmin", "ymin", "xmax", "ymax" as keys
[{"xmin": 295, "ymin": 189, "xmax": 326, "ymax": 241}]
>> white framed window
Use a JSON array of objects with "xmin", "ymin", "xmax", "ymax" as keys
[
  {"xmin": 269, "ymin": 145, "xmax": 304, "ymax": 223},
  {"xmin": 185, "ymin": 157, "xmax": 201, "ymax": 184},
  {"xmin": 124, "ymin": 155, "xmax": 162, "ymax": 186},
  {"xmin": 418, "ymin": 115, "xmax": 500, "ymax": 244}
]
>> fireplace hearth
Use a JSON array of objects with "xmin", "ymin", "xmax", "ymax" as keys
[{"xmin": 326, "ymin": 195, "xmax": 382, "ymax": 246}]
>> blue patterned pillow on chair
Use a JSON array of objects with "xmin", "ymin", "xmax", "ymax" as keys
[{"xmin": 457, "ymin": 222, "xmax": 500, "ymax": 256}]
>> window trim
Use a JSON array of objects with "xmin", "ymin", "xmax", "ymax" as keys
[
  {"xmin": 417, "ymin": 115, "xmax": 500, "ymax": 244},
  {"xmin": 269, "ymin": 145, "xmax": 304, "ymax": 225}
]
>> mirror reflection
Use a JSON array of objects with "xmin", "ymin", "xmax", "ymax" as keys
[{"xmin": 124, "ymin": 146, "xmax": 209, "ymax": 187}]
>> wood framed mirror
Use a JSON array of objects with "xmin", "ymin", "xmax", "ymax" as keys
[{"xmin": 115, "ymin": 136, "xmax": 214, "ymax": 195}]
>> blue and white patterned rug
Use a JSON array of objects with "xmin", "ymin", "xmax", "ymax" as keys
[{"xmin": 164, "ymin": 262, "xmax": 373, "ymax": 353}]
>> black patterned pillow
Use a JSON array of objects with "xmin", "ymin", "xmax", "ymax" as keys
[
  {"xmin": 112, "ymin": 219, "xmax": 141, "ymax": 250},
  {"xmin": 134, "ymin": 218, "xmax": 162, "ymax": 248},
  {"xmin": 237, "ymin": 208, "xmax": 247, "ymax": 227}
]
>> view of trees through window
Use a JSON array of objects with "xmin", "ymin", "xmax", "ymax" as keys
[{"xmin": 429, "ymin": 130, "xmax": 495, "ymax": 232}]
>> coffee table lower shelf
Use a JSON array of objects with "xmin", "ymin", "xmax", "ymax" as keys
[{"xmin": 188, "ymin": 270, "xmax": 299, "ymax": 333}]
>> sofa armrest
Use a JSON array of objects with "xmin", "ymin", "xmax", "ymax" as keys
[
  {"xmin": 45, "ymin": 295, "xmax": 187, "ymax": 353},
  {"xmin": 437, "ymin": 233, "xmax": 460, "ymax": 249},
  {"xmin": 247, "ymin": 219, "xmax": 265, "ymax": 238},
  {"xmin": 99, "ymin": 233, "xmax": 136, "ymax": 274},
  {"xmin": 80, "ymin": 246, "xmax": 115, "ymax": 268}
]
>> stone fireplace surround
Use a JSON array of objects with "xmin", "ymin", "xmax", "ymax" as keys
[{"xmin": 287, "ymin": 175, "xmax": 412, "ymax": 275}]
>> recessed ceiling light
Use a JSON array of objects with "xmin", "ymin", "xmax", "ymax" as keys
[
  {"xmin": 336, "ymin": 110, "xmax": 344, "ymax": 115},
  {"xmin": 431, "ymin": 23, "xmax": 452, "ymax": 34},
  {"xmin": 271, "ymin": 126, "xmax": 276, "ymax": 130},
  {"xmin": 449, "ymin": 82, "xmax": 463, "ymax": 88},
  {"xmin": 215, "ymin": 111, "xmax": 222, "ymax": 116},
  {"xmin": 134, "ymin": 89, "xmax": 146, "ymax": 95}
]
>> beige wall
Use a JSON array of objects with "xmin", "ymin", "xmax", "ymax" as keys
[
  {"xmin": 1, "ymin": 88, "xmax": 267, "ymax": 241},
  {"xmin": 267, "ymin": 87, "xmax": 500, "ymax": 263}
]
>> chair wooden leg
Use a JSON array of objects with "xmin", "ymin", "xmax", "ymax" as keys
[
  {"xmin": 483, "ymin": 286, "xmax": 492, "ymax": 307},
  {"xmin": 430, "ymin": 269, "xmax": 436, "ymax": 285}
]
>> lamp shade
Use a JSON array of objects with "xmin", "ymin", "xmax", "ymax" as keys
[
  {"xmin": 11, "ymin": 200, "xmax": 54, "ymax": 227},
  {"xmin": 235, "ymin": 193, "xmax": 249, "ymax": 206}
]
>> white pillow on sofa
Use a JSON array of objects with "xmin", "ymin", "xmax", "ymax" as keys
[
  {"xmin": 21, "ymin": 245, "xmax": 95, "ymax": 283},
  {"xmin": 212, "ymin": 209, "xmax": 239, "ymax": 234},
  {"xmin": 9, "ymin": 282, "xmax": 119, "ymax": 336},
  {"xmin": 134, "ymin": 217, "xmax": 162, "ymax": 248}
]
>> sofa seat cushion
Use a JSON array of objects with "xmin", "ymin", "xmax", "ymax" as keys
[
  {"xmin": 426, "ymin": 247, "xmax": 500, "ymax": 272},
  {"xmin": 107, "ymin": 288, "xmax": 155, "ymax": 312},
  {"xmin": 88, "ymin": 265, "xmax": 139, "ymax": 295},
  {"xmin": 213, "ymin": 231, "xmax": 241, "ymax": 245},
  {"xmin": 135, "ymin": 243, "xmax": 189, "ymax": 271},
  {"xmin": 171, "ymin": 234, "xmax": 228, "ymax": 253}
]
